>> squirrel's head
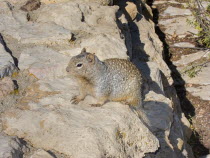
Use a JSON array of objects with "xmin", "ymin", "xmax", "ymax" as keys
[{"xmin": 66, "ymin": 48, "xmax": 102, "ymax": 78}]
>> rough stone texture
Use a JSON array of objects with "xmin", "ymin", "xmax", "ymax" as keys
[
  {"xmin": 0, "ymin": 43, "xmax": 16, "ymax": 78},
  {"xmin": 162, "ymin": 6, "xmax": 192, "ymax": 16},
  {"xmin": 174, "ymin": 51, "xmax": 209, "ymax": 66},
  {"xmin": 0, "ymin": 77, "xmax": 15, "ymax": 98},
  {"xmin": 31, "ymin": 2, "xmax": 119, "ymax": 34},
  {"xmin": 0, "ymin": 133, "xmax": 26, "ymax": 158},
  {"xmin": 2, "ymin": 78, "xmax": 159, "ymax": 158},
  {"xmin": 187, "ymin": 85, "xmax": 210, "ymax": 101},
  {"xmin": 131, "ymin": 16, "xmax": 172, "ymax": 82},
  {"xmin": 30, "ymin": 149, "xmax": 54, "ymax": 158},
  {"xmin": 159, "ymin": 16, "xmax": 198, "ymax": 37},
  {"xmin": 40, "ymin": 0, "xmax": 113, "ymax": 5},
  {"xmin": 18, "ymin": 46, "xmax": 69, "ymax": 80},
  {"xmin": 0, "ymin": 0, "xmax": 194, "ymax": 157},
  {"xmin": 173, "ymin": 42, "xmax": 195, "ymax": 48},
  {"xmin": 178, "ymin": 63, "xmax": 210, "ymax": 85},
  {"xmin": 125, "ymin": 1, "xmax": 138, "ymax": 21},
  {"xmin": 13, "ymin": 22, "xmax": 72, "ymax": 45}
]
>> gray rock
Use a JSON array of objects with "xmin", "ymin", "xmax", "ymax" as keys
[
  {"xmin": 30, "ymin": 149, "xmax": 54, "ymax": 158},
  {"xmin": 179, "ymin": 63, "xmax": 210, "ymax": 85},
  {"xmin": 174, "ymin": 51, "xmax": 209, "ymax": 66},
  {"xmin": 187, "ymin": 85, "xmax": 210, "ymax": 101},
  {"xmin": 162, "ymin": 6, "xmax": 192, "ymax": 16},
  {"xmin": 2, "ymin": 78, "xmax": 159, "ymax": 158},
  {"xmin": 40, "ymin": 0, "xmax": 113, "ymax": 5},
  {"xmin": 0, "ymin": 43, "xmax": 16, "ymax": 78},
  {"xmin": 159, "ymin": 16, "xmax": 198, "ymax": 37},
  {"xmin": 10, "ymin": 22, "xmax": 72, "ymax": 45},
  {"xmin": 173, "ymin": 42, "xmax": 195, "ymax": 48},
  {"xmin": 32, "ymin": 2, "xmax": 119, "ymax": 35},
  {"xmin": 18, "ymin": 46, "xmax": 69, "ymax": 80},
  {"xmin": 0, "ymin": 77, "xmax": 15, "ymax": 99},
  {"xmin": 0, "ymin": 133, "xmax": 26, "ymax": 158}
]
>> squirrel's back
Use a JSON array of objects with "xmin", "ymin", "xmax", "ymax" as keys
[{"xmin": 103, "ymin": 58, "xmax": 143, "ymax": 106}]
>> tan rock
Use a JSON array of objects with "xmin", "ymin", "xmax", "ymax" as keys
[
  {"xmin": 30, "ymin": 149, "xmax": 54, "ymax": 158},
  {"xmin": 125, "ymin": 2, "xmax": 138, "ymax": 21}
]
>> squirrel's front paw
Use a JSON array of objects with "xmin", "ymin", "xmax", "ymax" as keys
[{"xmin": 71, "ymin": 96, "xmax": 82, "ymax": 104}]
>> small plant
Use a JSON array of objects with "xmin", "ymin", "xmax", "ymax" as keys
[{"xmin": 187, "ymin": 0, "xmax": 210, "ymax": 48}]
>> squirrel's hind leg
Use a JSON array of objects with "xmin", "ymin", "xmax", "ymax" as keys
[{"xmin": 90, "ymin": 97, "xmax": 107, "ymax": 107}]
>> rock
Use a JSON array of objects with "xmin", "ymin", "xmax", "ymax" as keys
[
  {"xmin": 21, "ymin": 0, "xmax": 41, "ymax": 12},
  {"xmin": 2, "ymin": 78, "xmax": 159, "ymax": 158},
  {"xmin": 133, "ymin": 61, "xmax": 164, "ymax": 94},
  {"xmin": 179, "ymin": 63, "xmax": 210, "ymax": 85},
  {"xmin": 11, "ymin": 22, "xmax": 72, "ymax": 45},
  {"xmin": 0, "ymin": 77, "xmax": 15, "ymax": 99},
  {"xmin": 0, "ymin": 43, "xmax": 16, "ymax": 78},
  {"xmin": 162, "ymin": 6, "xmax": 192, "ymax": 16},
  {"xmin": 0, "ymin": 133, "xmax": 26, "ymax": 158},
  {"xmin": 130, "ymin": 16, "xmax": 172, "ymax": 82},
  {"xmin": 80, "ymin": 34, "xmax": 128, "ymax": 61},
  {"xmin": 153, "ymin": 1, "xmax": 183, "ymax": 5},
  {"xmin": 140, "ymin": 91, "xmax": 173, "ymax": 132},
  {"xmin": 193, "ymin": 101, "xmax": 210, "ymax": 149},
  {"xmin": 18, "ymin": 46, "xmax": 69, "ymax": 80},
  {"xmin": 187, "ymin": 85, "xmax": 210, "ymax": 101},
  {"xmin": 40, "ymin": 0, "xmax": 113, "ymax": 5},
  {"xmin": 181, "ymin": 113, "xmax": 192, "ymax": 139},
  {"xmin": 159, "ymin": 16, "xmax": 198, "ymax": 37},
  {"xmin": 0, "ymin": 2, "xmax": 21, "ymax": 34},
  {"xmin": 30, "ymin": 149, "xmax": 54, "ymax": 158},
  {"xmin": 31, "ymin": 2, "xmax": 119, "ymax": 34},
  {"xmin": 200, "ymin": 155, "xmax": 210, "ymax": 158},
  {"xmin": 125, "ymin": 1, "xmax": 138, "ymax": 21},
  {"xmin": 173, "ymin": 42, "xmax": 195, "ymax": 48},
  {"xmin": 173, "ymin": 51, "xmax": 209, "ymax": 66}
]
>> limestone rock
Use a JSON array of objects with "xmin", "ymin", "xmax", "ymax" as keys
[
  {"xmin": 0, "ymin": 43, "xmax": 16, "ymax": 78},
  {"xmin": 173, "ymin": 42, "xmax": 195, "ymax": 48},
  {"xmin": 30, "ymin": 149, "xmax": 54, "ymax": 158},
  {"xmin": 0, "ymin": 77, "xmax": 15, "ymax": 99},
  {"xmin": 187, "ymin": 85, "xmax": 210, "ymax": 101},
  {"xmin": 0, "ymin": 134, "xmax": 26, "ymax": 158},
  {"xmin": 179, "ymin": 63, "xmax": 210, "ymax": 85},
  {"xmin": 18, "ymin": 46, "xmax": 69, "ymax": 80},
  {"xmin": 125, "ymin": 1, "xmax": 138, "ymax": 21},
  {"xmin": 162, "ymin": 6, "xmax": 192, "ymax": 16},
  {"xmin": 2, "ymin": 78, "xmax": 159, "ymax": 158},
  {"xmin": 21, "ymin": 0, "xmax": 41, "ymax": 12},
  {"xmin": 174, "ymin": 51, "xmax": 209, "ymax": 66},
  {"xmin": 40, "ymin": 0, "xmax": 113, "ymax": 5},
  {"xmin": 11, "ymin": 22, "xmax": 72, "ymax": 45},
  {"xmin": 140, "ymin": 91, "xmax": 173, "ymax": 132},
  {"xmin": 159, "ymin": 16, "xmax": 198, "ymax": 37},
  {"xmin": 32, "ymin": 2, "xmax": 119, "ymax": 34},
  {"xmin": 80, "ymin": 34, "xmax": 128, "ymax": 60}
]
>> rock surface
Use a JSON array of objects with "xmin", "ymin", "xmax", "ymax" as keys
[
  {"xmin": 2, "ymin": 78, "xmax": 159, "ymax": 158},
  {"xmin": 0, "ymin": 134, "xmax": 26, "ymax": 158},
  {"xmin": 0, "ymin": 42, "xmax": 16, "ymax": 78},
  {"xmin": 0, "ymin": 77, "xmax": 15, "ymax": 98},
  {"xmin": 162, "ymin": 6, "xmax": 192, "ymax": 16},
  {"xmin": 30, "ymin": 149, "xmax": 54, "ymax": 158},
  {"xmin": 0, "ymin": 0, "xmax": 194, "ymax": 157}
]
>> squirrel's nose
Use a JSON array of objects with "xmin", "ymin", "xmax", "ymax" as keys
[{"xmin": 66, "ymin": 67, "xmax": 70, "ymax": 72}]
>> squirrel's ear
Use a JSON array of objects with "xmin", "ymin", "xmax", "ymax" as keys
[
  {"xmin": 86, "ymin": 53, "xmax": 95, "ymax": 63},
  {"xmin": 81, "ymin": 48, "xmax": 86, "ymax": 54}
]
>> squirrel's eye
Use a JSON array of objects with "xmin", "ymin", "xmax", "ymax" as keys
[{"xmin": 76, "ymin": 63, "xmax": 83, "ymax": 68}]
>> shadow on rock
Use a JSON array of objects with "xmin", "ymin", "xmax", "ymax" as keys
[{"xmin": 147, "ymin": 0, "xmax": 209, "ymax": 157}]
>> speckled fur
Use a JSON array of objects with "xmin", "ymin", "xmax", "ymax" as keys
[{"xmin": 66, "ymin": 48, "xmax": 143, "ymax": 107}]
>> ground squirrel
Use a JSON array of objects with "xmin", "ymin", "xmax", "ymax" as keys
[{"xmin": 66, "ymin": 48, "xmax": 143, "ymax": 107}]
